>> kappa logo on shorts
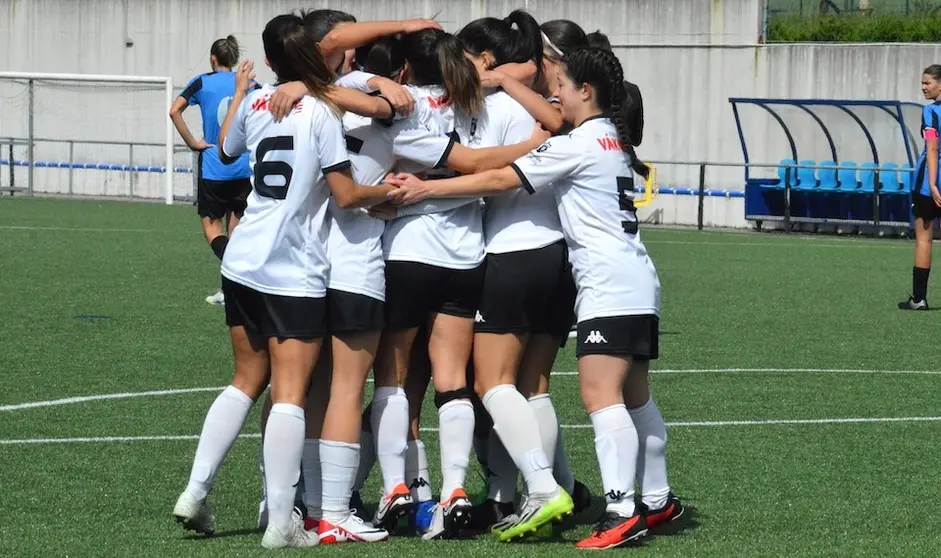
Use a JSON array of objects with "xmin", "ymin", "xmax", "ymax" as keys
[
  {"xmin": 475, "ymin": 311, "xmax": 486, "ymax": 323},
  {"xmin": 584, "ymin": 330, "xmax": 607, "ymax": 344}
]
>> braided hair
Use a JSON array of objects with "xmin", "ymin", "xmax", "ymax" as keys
[{"xmin": 562, "ymin": 47, "xmax": 648, "ymax": 179}]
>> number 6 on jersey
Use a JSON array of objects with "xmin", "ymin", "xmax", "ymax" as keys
[{"xmin": 253, "ymin": 136, "xmax": 295, "ymax": 200}]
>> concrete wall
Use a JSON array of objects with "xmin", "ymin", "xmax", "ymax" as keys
[{"xmin": 0, "ymin": 0, "xmax": 937, "ymax": 228}]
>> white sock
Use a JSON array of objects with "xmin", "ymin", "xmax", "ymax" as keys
[
  {"xmin": 353, "ymin": 427, "xmax": 375, "ymax": 492},
  {"xmin": 320, "ymin": 440, "xmax": 359, "ymax": 523},
  {"xmin": 589, "ymin": 404, "xmax": 638, "ymax": 517},
  {"xmin": 483, "ymin": 385, "xmax": 556, "ymax": 497},
  {"xmin": 264, "ymin": 403, "xmax": 306, "ymax": 531},
  {"xmin": 437, "ymin": 398, "xmax": 474, "ymax": 500},
  {"xmin": 185, "ymin": 386, "xmax": 253, "ymax": 501},
  {"xmin": 371, "ymin": 386, "xmax": 409, "ymax": 495},
  {"xmin": 406, "ymin": 440, "xmax": 434, "ymax": 502},
  {"xmin": 629, "ymin": 399, "xmax": 671, "ymax": 509},
  {"xmin": 528, "ymin": 394, "xmax": 559, "ymax": 481},
  {"xmin": 486, "ymin": 434, "xmax": 518, "ymax": 503},
  {"xmin": 301, "ymin": 438, "xmax": 322, "ymax": 519}
]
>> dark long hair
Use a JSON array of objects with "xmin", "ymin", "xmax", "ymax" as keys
[
  {"xmin": 300, "ymin": 9, "xmax": 356, "ymax": 42},
  {"xmin": 458, "ymin": 10, "xmax": 544, "ymax": 85},
  {"xmin": 355, "ymin": 36, "xmax": 405, "ymax": 79},
  {"xmin": 586, "ymin": 30, "xmax": 644, "ymax": 147},
  {"xmin": 540, "ymin": 19, "xmax": 589, "ymax": 59},
  {"xmin": 562, "ymin": 48, "xmax": 648, "ymax": 179},
  {"xmin": 263, "ymin": 14, "xmax": 337, "ymax": 111},
  {"xmin": 401, "ymin": 29, "xmax": 484, "ymax": 115}
]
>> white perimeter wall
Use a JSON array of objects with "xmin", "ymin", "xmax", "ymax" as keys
[{"xmin": 1, "ymin": 0, "xmax": 939, "ymax": 226}]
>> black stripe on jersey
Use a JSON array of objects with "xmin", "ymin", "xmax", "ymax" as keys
[
  {"xmin": 370, "ymin": 91, "xmax": 395, "ymax": 127},
  {"xmin": 434, "ymin": 132, "xmax": 459, "ymax": 169},
  {"xmin": 323, "ymin": 160, "xmax": 352, "ymax": 175},
  {"xmin": 344, "ymin": 135, "xmax": 364, "ymax": 154},
  {"xmin": 510, "ymin": 163, "xmax": 534, "ymax": 194},
  {"xmin": 180, "ymin": 77, "xmax": 203, "ymax": 101}
]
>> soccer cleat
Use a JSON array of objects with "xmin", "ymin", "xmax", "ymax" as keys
[
  {"xmin": 172, "ymin": 491, "xmax": 215, "ymax": 536},
  {"xmin": 421, "ymin": 489, "xmax": 473, "ymax": 540},
  {"xmin": 261, "ymin": 512, "xmax": 320, "ymax": 549},
  {"xmin": 350, "ymin": 490, "xmax": 365, "ymax": 517},
  {"xmin": 372, "ymin": 483, "xmax": 414, "ymax": 531},
  {"xmin": 468, "ymin": 499, "xmax": 516, "ymax": 532},
  {"xmin": 899, "ymin": 296, "xmax": 929, "ymax": 310},
  {"xmin": 497, "ymin": 488, "xmax": 574, "ymax": 542},
  {"xmin": 318, "ymin": 513, "xmax": 390, "ymax": 544},
  {"xmin": 575, "ymin": 511, "xmax": 648, "ymax": 550},
  {"xmin": 205, "ymin": 289, "xmax": 225, "ymax": 306},
  {"xmin": 639, "ymin": 492, "xmax": 685, "ymax": 529},
  {"xmin": 410, "ymin": 500, "xmax": 437, "ymax": 534}
]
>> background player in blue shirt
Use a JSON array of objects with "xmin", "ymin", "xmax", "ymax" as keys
[
  {"xmin": 170, "ymin": 36, "xmax": 253, "ymax": 307},
  {"xmin": 900, "ymin": 65, "xmax": 941, "ymax": 310}
]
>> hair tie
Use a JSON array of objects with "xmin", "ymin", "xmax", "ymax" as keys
[{"xmin": 541, "ymin": 31, "xmax": 563, "ymax": 57}]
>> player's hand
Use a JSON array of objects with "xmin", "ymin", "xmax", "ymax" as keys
[
  {"xmin": 400, "ymin": 18, "xmax": 442, "ymax": 34},
  {"xmin": 367, "ymin": 201, "xmax": 398, "ymax": 220},
  {"xmin": 931, "ymin": 184, "xmax": 941, "ymax": 207},
  {"xmin": 270, "ymin": 82, "xmax": 307, "ymax": 122},
  {"xmin": 479, "ymin": 70, "xmax": 505, "ymax": 89},
  {"xmin": 375, "ymin": 78, "xmax": 415, "ymax": 116},
  {"xmin": 385, "ymin": 173, "xmax": 431, "ymax": 205},
  {"xmin": 235, "ymin": 60, "xmax": 255, "ymax": 94},
  {"xmin": 192, "ymin": 139, "xmax": 212, "ymax": 152},
  {"xmin": 530, "ymin": 123, "xmax": 551, "ymax": 144}
]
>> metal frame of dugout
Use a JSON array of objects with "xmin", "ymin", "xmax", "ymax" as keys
[{"xmin": 729, "ymin": 97, "xmax": 925, "ymax": 232}]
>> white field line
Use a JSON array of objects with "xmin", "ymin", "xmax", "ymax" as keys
[
  {"xmin": 4, "ymin": 368, "xmax": 940, "ymax": 413},
  {"xmin": 3, "ymin": 415, "xmax": 941, "ymax": 445},
  {"xmin": 0, "ymin": 225, "xmax": 160, "ymax": 233}
]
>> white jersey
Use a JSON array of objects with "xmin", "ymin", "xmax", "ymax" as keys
[
  {"xmin": 220, "ymin": 85, "xmax": 350, "ymax": 298},
  {"xmin": 510, "ymin": 116, "xmax": 661, "ymax": 321},
  {"xmin": 468, "ymin": 91, "xmax": 563, "ymax": 254},
  {"xmin": 381, "ymin": 84, "xmax": 485, "ymax": 269}
]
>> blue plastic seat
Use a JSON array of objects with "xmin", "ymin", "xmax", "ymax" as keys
[
  {"xmin": 878, "ymin": 162, "xmax": 900, "ymax": 193},
  {"xmin": 818, "ymin": 161, "xmax": 838, "ymax": 191},
  {"xmin": 838, "ymin": 162, "xmax": 859, "ymax": 192},
  {"xmin": 773, "ymin": 159, "xmax": 797, "ymax": 190},
  {"xmin": 796, "ymin": 159, "xmax": 817, "ymax": 190},
  {"xmin": 859, "ymin": 162, "xmax": 878, "ymax": 193},
  {"xmin": 900, "ymin": 163, "xmax": 915, "ymax": 193}
]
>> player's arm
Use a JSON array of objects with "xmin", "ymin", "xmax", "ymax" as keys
[
  {"xmin": 443, "ymin": 123, "xmax": 550, "ymax": 175},
  {"xmin": 169, "ymin": 77, "xmax": 209, "ymax": 151},
  {"xmin": 327, "ymin": 169, "xmax": 397, "ymax": 209},
  {"xmin": 269, "ymin": 82, "xmax": 397, "ymax": 121},
  {"xmin": 481, "ymin": 70, "xmax": 565, "ymax": 133},
  {"xmin": 491, "ymin": 61, "xmax": 538, "ymax": 88},
  {"xmin": 388, "ymin": 135, "xmax": 580, "ymax": 205},
  {"xmin": 218, "ymin": 61, "xmax": 255, "ymax": 164},
  {"xmin": 925, "ymin": 106, "xmax": 941, "ymax": 206},
  {"xmin": 369, "ymin": 196, "xmax": 481, "ymax": 220},
  {"xmin": 335, "ymin": 71, "xmax": 412, "ymax": 114},
  {"xmin": 319, "ymin": 19, "xmax": 441, "ymax": 58}
]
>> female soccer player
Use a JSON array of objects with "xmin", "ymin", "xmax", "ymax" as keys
[
  {"xmin": 170, "ymin": 36, "xmax": 253, "ymax": 306},
  {"xmin": 171, "ymin": 14, "xmax": 395, "ymax": 549},
  {"xmin": 900, "ymin": 64, "xmax": 941, "ymax": 310},
  {"xmin": 385, "ymin": 47, "xmax": 683, "ymax": 550}
]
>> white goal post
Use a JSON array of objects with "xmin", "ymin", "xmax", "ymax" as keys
[{"xmin": 0, "ymin": 71, "xmax": 178, "ymax": 204}]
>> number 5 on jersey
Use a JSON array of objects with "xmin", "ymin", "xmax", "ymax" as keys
[
  {"xmin": 617, "ymin": 176, "xmax": 639, "ymax": 234},
  {"xmin": 254, "ymin": 136, "xmax": 294, "ymax": 200}
]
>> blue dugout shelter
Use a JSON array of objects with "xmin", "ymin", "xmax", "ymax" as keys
[{"xmin": 729, "ymin": 98, "xmax": 925, "ymax": 230}]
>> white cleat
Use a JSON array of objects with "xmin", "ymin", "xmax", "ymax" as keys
[
  {"xmin": 172, "ymin": 491, "xmax": 215, "ymax": 536},
  {"xmin": 318, "ymin": 513, "xmax": 390, "ymax": 544},
  {"xmin": 205, "ymin": 289, "xmax": 225, "ymax": 306},
  {"xmin": 372, "ymin": 483, "xmax": 414, "ymax": 530},
  {"xmin": 421, "ymin": 489, "xmax": 472, "ymax": 540},
  {"xmin": 261, "ymin": 513, "xmax": 320, "ymax": 549}
]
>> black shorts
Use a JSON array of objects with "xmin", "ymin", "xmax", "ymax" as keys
[
  {"xmin": 196, "ymin": 160, "xmax": 252, "ymax": 220},
  {"xmin": 912, "ymin": 193, "xmax": 941, "ymax": 221},
  {"xmin": 327, "ymin": 289, "xmax": 384, "ymax": 335},
  {"xmin": 475, "ymin": 240, "xmax": 576, "ymax": 337},
  {"xmin": 384, "ymin": 261, "xmax": 485, "ymax": 330},
  {"xmin": 575, "ymin": 315, "xmax": 659, "ymax": 359},
  {"xmin": 222, "ymin": 277, "xmax": 328, "ymax": 340}
]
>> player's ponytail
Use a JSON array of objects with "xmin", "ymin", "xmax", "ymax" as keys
[
  {"xmin": 402, "ymin": 29, "xmax": 483, "ymax": 116},
  {"xmin": 263, "ymin": 14, "xmax": 338, "ymax": 113},
  {"xmin": 457, "ymin": 10, "xmax": 544, "ymax": 84},
  {"xmin": 436, "ymin": 33, "xmax": 484, "ymax": 115},
  {"xmin": 211, "ymin": 35, "xmax": 241, "ymax": 68},
  {"xmin": 356, "ymin": 36, "xmax": 405, "ymax": 79},
  {"xmin": 562, "ymin": 47, "xmax": 648, "ymax": 179}
]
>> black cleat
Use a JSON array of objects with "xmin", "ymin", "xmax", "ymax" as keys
[
  {"xmin": 639, "ymin": 492, "xmax": 685, "ymax": 529},
  {"xmin": 467, "ymin": 498, "xmax": 516, "ymax": 532},
  {"xmin": 572, "ymin": 479, "xmax": 593, "ymax": 515}
]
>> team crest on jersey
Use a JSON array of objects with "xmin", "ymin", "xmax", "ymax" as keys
[
  {"xmin": 464, "ymin": 117, "xmax": 481, "ymax": 146},
  {"xmin": 525, "ymin": 141, "xmax": 551, "ymax": 164}
]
